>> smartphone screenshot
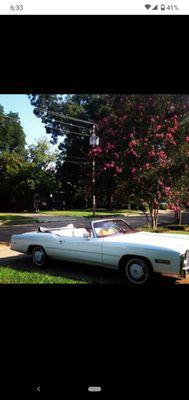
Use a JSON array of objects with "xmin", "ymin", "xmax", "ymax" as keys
[{"xmin": 0, "ymin": 1, "xmax": 188, "ymax": 397}]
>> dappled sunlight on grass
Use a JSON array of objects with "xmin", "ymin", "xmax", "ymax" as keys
[{"xmin": 0, "ymin": 265, "xmax": 84, "ymax": 284}]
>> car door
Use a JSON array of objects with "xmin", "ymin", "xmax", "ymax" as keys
[{"xmin": 56, "ymin": 235, "xmax": 103, "ymax": 265}]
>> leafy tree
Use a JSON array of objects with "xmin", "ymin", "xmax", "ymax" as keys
[
  {"xmin": 0, "ymin": 138, "xmax": 58, "ymax": 212},
  {"xmin": 29, "ymin": 94, "xmax": 189, "ymax": 226},
  {"xmin": 25, "ymin": 139, "xmax": 57, "ymax": 212},
  {"xmin": 28, "ymin": 94, "xmax": 110, "ymax": 208},
  {"xmin": 0, "ymin": 150, "xmax": 25, "ymax": 210},
  {"xmin": 0, "ymin": 105, "xmax": 26, "ymax": 154}
]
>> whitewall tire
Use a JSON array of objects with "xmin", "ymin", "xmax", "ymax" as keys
[{"xmin": 32, "ymin": 246, "xmax": 48, "ymax": 267}]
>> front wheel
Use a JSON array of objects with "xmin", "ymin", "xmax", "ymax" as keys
[
  {"xmin": 32, "ymin": 246, "xmax": 48, "ymax": 267},
  {"xmin": 120, "ymin": 257, "xmax": 153, "ymax": 286}
]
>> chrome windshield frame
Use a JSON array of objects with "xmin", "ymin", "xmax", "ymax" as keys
[{"xmin": 91, "ymin": 218, "xmax": 135, "ymax": 239}]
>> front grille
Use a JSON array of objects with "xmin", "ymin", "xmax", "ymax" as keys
[{"xmin": 182, "ymin": 250, "xmax": 189, "ymax": 276}]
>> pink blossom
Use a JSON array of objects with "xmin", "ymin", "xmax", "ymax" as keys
[
  {"xmin": 164, "ymin": 186, "xmax": 171, "ymax": 193},
  {"xmin": 144, "ymin": 163, "xmax": 150, "ymax": 170},
  {"xmin": 160, "ymin": 160, "xmax": 167, "ymax": 167},
  {"xmin": 186, "ymin": 136, "xmax": 189, "ymax": 143},
  {"xmin": 107, "ymin": 142, "xmax": 115, "ymax": 150},
  {"xmin": 148, "ymin": 150, "xmax": 155, "ymax": 158},
  {"xmin": 169, "ymin": 204, "xmax": 180, "ymax": 212},
  {"xmin": 166, "ymin": 133, "xmax": 173, "ymax": 140},
  {"xmin": 156, "ymin": 124, "xmax": 162, "ymax": 131},
  {"xmin": 115, "ymin": 167, "xmax": 122, "ymax": 174},
  {"xmin": 130, "ymin": 150, "xmax": 137, "ymax": 157},
  {"xmin": 157, "ymin": 150, "xmax": 167, "ymax": 159},
  {"xmin": 129, "ymin": 140, "xmax": 138, "ymax": 148},
  {"xmin": 131, "ymin": 168, "xmax": 137, "ymax": 175},
  {"xmin": 91, "ymin": 147, "xmax": 102, "ymax": 155}
]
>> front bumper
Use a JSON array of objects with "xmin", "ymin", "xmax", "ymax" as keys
[{"xmin": 180, "ymin": 251, "xmax": 189, "ymax": 278}]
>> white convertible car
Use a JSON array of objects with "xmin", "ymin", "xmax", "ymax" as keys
[{"xmin": 10, "ymin": 218, "xmax": 189, "ymax": 285}]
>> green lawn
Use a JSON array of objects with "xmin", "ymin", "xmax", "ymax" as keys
[
  {"xmin": 0, "ymin": 214, "xmax": 38, "ymax": 225},
  {"xmin": 0, "ymin": 265, "xmax": 84, "ymax": 284},
  {"xmin": 141, "ymin": 224, "xmax": 189, "ymax": 234},
  {"xmin": 40, "ymin": 209, "xmax": 143, "ymax": 217}
]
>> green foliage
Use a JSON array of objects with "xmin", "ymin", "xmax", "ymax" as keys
[
  {"xmin": 28, "ymin": 94, "xmax": 111, "ymax": 207},
  {"xmin": 0, "ymin": 106, "xmax": 26, "ymax": 154},
  {"xmin": 28, "ymin": 94, "xmax": 189, "ymax": 220},
  {"xmin": 27, "ymin": 138, "xmax": 57, "ymax": 168},
  {"xmin": 0, "ymin": 137, "xmax": 58, "ymax": 212},
  {"xmin": 0, "ymin": 265, "xmax": 83, "ymax": 284}
]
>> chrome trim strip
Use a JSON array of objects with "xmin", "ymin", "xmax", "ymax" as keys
[{"xmin": 155, "ymin": 259, "xmax": 171, "ymax": 265}]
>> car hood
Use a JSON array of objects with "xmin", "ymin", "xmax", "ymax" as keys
[{"xmin": 102, "ymin": 231, "xmax": 189, "ymax": 254}]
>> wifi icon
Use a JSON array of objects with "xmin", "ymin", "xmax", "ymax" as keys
[{"xmin": 145, "ymin": 4, "xmax": 151, "ymax": 9}]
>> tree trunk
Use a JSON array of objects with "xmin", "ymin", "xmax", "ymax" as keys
[
  {"xmin": 142, "ymin": 210, "xmax": 150, "ymax": 227},
  {"xmin": 34, "ymin": 193, "xmax": 41, "ymax": 213},
  {"xmin": 149, "ymin": 204, "xmax": 159, "ymax": 230},
  {"xmin": 174, "ymin": 211, "xmax": 179, "ymax": 224},
  {"xmin": 179, "ymin": 210, "xmax": 183, "ymax": 225},
  {"xmin": 174, "ymin": 210, "xmax": 183, "ymax": 225}
]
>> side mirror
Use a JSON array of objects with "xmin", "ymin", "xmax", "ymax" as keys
[{"xmin": 83, "ymin": 232, "xmax": 90, "ymax": 239}]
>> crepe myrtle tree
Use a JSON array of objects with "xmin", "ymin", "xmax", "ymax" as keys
[
  {"xmin": 167, "ymin": 160, "xmax": 189, "ymax": 225},
  {"xmin": 92, "ymin": 95, "xmax": 189, "ymax": 229}
]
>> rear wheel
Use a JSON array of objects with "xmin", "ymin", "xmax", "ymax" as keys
[
  {"xmin": 32, "ymin": 246, "xmax": 48, "ymax": 267},
  {"xmin": 120, "ymin": 257, "xmax": 153, "ymax": 286}
]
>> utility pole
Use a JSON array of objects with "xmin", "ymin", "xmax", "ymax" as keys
[{"xmin": 89, "ymin": 125, "xmax": 99, "ymax": 217}]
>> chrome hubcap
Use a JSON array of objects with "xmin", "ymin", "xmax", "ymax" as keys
[
  {"xmin": 126, "ymin": 260, "xmax": 148, "ymax": 283},
  {"xmin": 34, "ymin": 249, "xmax": 44, "ymax": 264},
  {"xmin": 130, "ymin": 263, "xmax": 144, "ymax": 280}
]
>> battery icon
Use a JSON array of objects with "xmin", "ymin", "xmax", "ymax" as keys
[{"xmin": 88, "ymin": 386, "xmax": 102, "ymax": 392}]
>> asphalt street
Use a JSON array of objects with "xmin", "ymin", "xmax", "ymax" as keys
[{"xmin": 0, "ymin": 212, "xmax": 189, "ymax": 245}]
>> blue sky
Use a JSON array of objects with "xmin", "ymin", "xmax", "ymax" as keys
[{"xmin": 0, "ymin": 94, "xmax": 48, "ymax": 146}]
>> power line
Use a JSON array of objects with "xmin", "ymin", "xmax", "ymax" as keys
[
  {"xmin": 61, "ymin": 160, "xmax": 89, "ymax": 164},
  {"xmin": 60, "ymin": 156, "xmax": 87, "ymax": 160},
  {"xmin": 52, "ymin": 126, "xmax": 90, "ymax": 138},
  {"xmin": 45, "ymin": 117, "xmax": 90, "ymax": 133},
  {"xmin": 34, "ymin": 106, "xmax": 95, "ymax": 126}
]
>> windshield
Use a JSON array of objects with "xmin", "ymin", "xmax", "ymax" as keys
[{"xmin": 93, "ymin": 220, "xmax": 135, "ymax": 238}]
